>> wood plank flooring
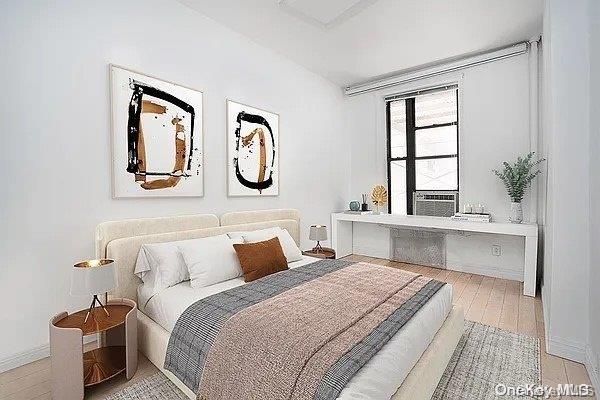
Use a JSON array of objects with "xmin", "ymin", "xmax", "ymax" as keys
[{"xmin": 0, "ymin": 255, "xmax": 594, "ymax": 399}]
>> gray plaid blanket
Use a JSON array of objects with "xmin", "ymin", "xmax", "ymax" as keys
[{"xmin": 164, "ymin": 259, "xmax": 445, "ymax": 399}]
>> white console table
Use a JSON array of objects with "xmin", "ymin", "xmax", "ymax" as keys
[{"xmin": 331, "ymin": 213, "xmax": 539, "ymax": 297}]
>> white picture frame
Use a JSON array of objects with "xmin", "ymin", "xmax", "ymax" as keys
[
  {"xmin": 227, "ymin": 99, "xmax": 279, "ymax": 197},
  {"xmin": 110, "ymin": 65, "xmax": 204, "ymax": 198}
]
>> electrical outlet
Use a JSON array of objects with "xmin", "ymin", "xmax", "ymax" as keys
[{"xmin": 492, "ymin": 245, "xmax": 501, "ymax": 256}]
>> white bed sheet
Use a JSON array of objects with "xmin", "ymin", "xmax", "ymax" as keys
[
  {"xmin": 138, "ymin": 256, "xmax": 321, "ymax": 321},
  {"xmin": 140, "ymin": 256, "xmax": 453, "ymax": 400}
]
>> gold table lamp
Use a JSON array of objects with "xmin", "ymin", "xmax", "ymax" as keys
[
  {"xmin": 70, "ymin": 259, "xmax": 118, "ymax": 323},
  {"xmin": 309, "ymin": 225, "xmax": 328, "ymax": 253}
]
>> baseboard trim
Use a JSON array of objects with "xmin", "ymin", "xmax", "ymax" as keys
[
  {"xmin": 585, "ymin": 345, "xmax": 600, "ymax": 390},
  {"xmin": 445, "ymin": 261, "xmax": 523, "ymax": 281},
  {"xmin": 352, "ymin": 245, "xmax": 390, "ymax": 260},
  {"xmin": 0, "ymin": 343, "xmax": 50, "ymax": 374},
  {"xmin": 546, "ymin": 335, "xmax": 587, "ymax": 364},
  {"xmin": 0, "ymin": 336, "xmax": 96, "ymax": 374},
  {"xmin": 541, "ymin": 284, "xmax": 551, "ymax": 341},
  {"xmin": 352, "ymin": 249, "xmax": 524, "ymax": 281}
]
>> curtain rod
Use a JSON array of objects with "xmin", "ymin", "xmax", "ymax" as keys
[
  {"xmin": 384, "ymin": 84, "xmax": 458, "ymax": 102},
  {"xmin": 344, "ymin": 41, "xmax": 530, "ymax": 96}
]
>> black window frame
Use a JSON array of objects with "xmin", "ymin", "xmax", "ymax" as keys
[{"xmin": 386, "ymin": 87, "xmax": 459, "ymax": 214}]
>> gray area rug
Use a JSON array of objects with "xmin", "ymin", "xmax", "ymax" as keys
[
  {"xmin": 104, "ymin": 372, "xmax": 188, "ymax": 400},
  {"xmin": 104, "ymin": 321, "xmax": 540, "ymax": 400},
  {"xmin": 432, "ymin": 321, "xmax": 540, "ymax": 399}
]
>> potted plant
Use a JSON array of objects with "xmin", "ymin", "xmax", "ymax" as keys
[{"xmin": 493, "ymin": 152, "xmax": 545, "ymax": 223}]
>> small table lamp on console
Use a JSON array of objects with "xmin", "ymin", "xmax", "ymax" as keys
[
  {"xmin": 71, "ymin": 259, "xmax": 117, "ymax": 323},
  {"xmin": 309, "ymin": 225, "xmax": 328, "ymax": 253}
]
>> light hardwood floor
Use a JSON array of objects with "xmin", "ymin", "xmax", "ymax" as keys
[{"xmin": 0, "ymin": 256, "xmax": 595, "ymax": 399}]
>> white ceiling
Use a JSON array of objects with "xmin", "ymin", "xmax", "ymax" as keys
[
  {"xmin": 278, "ymin": 0, "xmax": 380, "ymax": 28},
  {"xmin": 178, "ymin": 0, "xmax": 543, "ymax": 86}
]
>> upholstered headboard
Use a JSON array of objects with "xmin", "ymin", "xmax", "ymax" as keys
[
  {"xmin": 220, "ymin": 209, "xmax": 300, "ymax": 227},
  {"xmin": 95, "ymin": 214, "xmax": 220, "ymax": 259},
  {"xmin": 97, "ymin": 209, "xmax": 301, "ymax": 301}
]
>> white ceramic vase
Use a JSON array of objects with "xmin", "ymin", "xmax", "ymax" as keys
[{"xmin": 509, "ymin": 201, "xmax": 523, "ymax": 223}]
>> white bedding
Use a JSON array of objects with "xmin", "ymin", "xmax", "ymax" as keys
[{"xmin": 139, "ymin": 256, "xmax": 453, "ymax": 400}]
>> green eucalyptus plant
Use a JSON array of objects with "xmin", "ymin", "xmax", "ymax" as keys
[{"xmin": 493, "ymin": 152, "xmax": 545, "ymax": 203}]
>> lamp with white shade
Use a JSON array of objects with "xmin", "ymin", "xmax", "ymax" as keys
[
  {"xmin": 309, "ymin": 225, "xmax": 328, "ymax": 253},
  {"xmin": 71, "ymin": 259, "xmax": 118, "ymax": 323}
]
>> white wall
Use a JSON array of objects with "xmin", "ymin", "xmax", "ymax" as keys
[
  {"xmin": 540, "ymin": 0, "xmax": 554, "ymax": 334},
  {"xmin": 541, "ymin": 0, "xmax": 590, "ymax": 363},
  {"xmin": 587, "ymin": 0, "xmax": 600, "ymax": 388},
  {"xmin": 0, "ymin": 0, "xmax": 349, "ymax": 367},
  {"xmin": 344, "ymin": 54, "xmax": 536, "ymax": 278}
]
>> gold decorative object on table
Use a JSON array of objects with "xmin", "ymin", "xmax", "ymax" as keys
[{"xmin": 371, "ymin": 185, "xmax": 388, "ymax": 214}]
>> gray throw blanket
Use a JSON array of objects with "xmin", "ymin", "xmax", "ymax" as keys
[{"xmin": 164, "ymin": 259, "xmax": 445, "ymax": 400}]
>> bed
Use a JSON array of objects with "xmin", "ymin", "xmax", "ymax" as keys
[{"xmin": 96, "ymin": 209, "xmax": 464, "ymax": 400}]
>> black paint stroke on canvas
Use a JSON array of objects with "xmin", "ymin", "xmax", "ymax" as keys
[
  {"xmin": 127, "ymin": 79, "xmax": 195, "ymax": 177},
  {"xmin": 233, "ymin": 111, "xmax": 275, "ymax": 191}
]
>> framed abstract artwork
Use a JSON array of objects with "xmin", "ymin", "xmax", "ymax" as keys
[
  {"xmin": 110, "ymin": 65, "xmax": 203, "ymax": 197},
  {"xmin": 227, "ymin": 100, "xmax": 279, "ymax": 196}
]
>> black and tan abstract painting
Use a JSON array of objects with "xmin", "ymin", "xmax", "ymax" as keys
[
  {"xmin": 111, "ymin": 65, "xmax": 203, "ymax": 197},
  {"xmin": 227, "ymin": 100, "xmax": 279, "ymax": 196}
]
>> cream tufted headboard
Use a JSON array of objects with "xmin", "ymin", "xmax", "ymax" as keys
[{"xmin": 97, "ymin": 209, "xmax": 301, "ymax": 302}]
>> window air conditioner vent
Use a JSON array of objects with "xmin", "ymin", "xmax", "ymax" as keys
[{"xmin": 413, "ymin": 191, "xmax": 458, "ymax": 217}]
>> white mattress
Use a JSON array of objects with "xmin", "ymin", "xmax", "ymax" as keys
[{"xmin": 140, "ymin": 256, "xmax": 453, "ymax": 400}]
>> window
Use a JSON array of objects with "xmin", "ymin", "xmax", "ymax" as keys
[{"xmin": 386, "ymin": 86, "xmax": 459, "ymax": 214}]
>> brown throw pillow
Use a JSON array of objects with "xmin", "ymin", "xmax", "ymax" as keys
[{"xmin": 233, "ymin": 237, "xmax": 289, "ymax": 282}]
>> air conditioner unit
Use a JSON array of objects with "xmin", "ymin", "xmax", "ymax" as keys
[{"xmin": 413, "ymin": 191, "xmax": 458, "ymax": 217}]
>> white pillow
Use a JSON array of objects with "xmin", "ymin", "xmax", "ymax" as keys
[
  {"xmin": 179, "ymin": 234, "xmax": 243, "ymax": 288},
  {"xmin": 242, "ymin": 227, "xmax": 303, "ymax": 263},
  {"xmin": 227, "ymin": 231, "xmax": 245, "ymax": 241},
  {"xmin": 134, "ymin": 242, "xmax": 188, "ymax": 289},
  {"xmin": 226, "ymin": 228, "xmax": 276, "ymax": 242}
]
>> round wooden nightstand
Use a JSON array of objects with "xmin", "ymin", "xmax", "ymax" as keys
[
  {"xmin": 50, "ymin": 298, "xmax": 137, "ymax": 399},
  {"xmin": 303, "ymin": 247, "xmax": 336, "ymax": 259}
]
